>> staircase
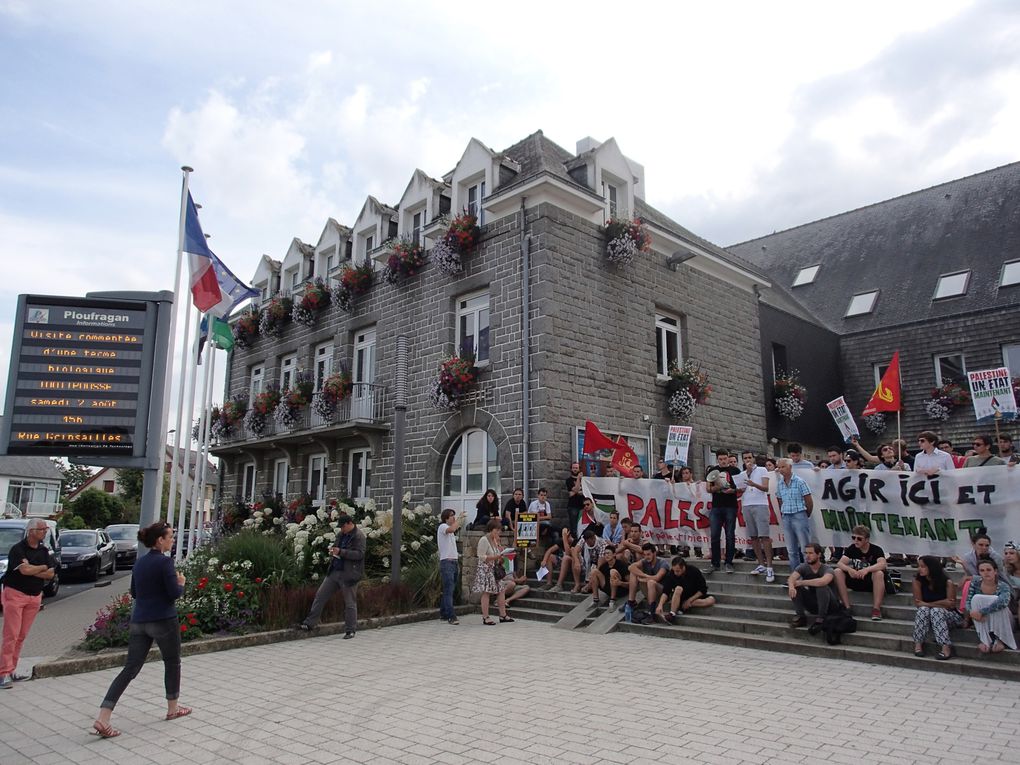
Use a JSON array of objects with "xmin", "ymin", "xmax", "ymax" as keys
[{"xmin": 509, "ymin": 559, "xmax": 1020, "ymax": 681}]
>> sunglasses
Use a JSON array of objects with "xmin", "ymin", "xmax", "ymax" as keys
[{"xmin": 851, "ymin": 535, "xmax": 866, "ymax": 541}]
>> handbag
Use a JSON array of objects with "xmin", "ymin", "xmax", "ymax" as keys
[{"xmin": 493, "ymin": 559, "xmax": 507, "ymax": 581}]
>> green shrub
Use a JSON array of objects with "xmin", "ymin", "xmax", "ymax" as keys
[
  {"xmin": 205, "ymin": 529, "xmax": 298, "ymax": 584},
  {"xmin": 58, "ymin": 513, "xmax": 86, "ymax": 530},
  {"xmin": 402, "ymin": 549, "xmax": 442, "ymax": 608}
]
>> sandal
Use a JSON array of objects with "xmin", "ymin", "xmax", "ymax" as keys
[
  {"xmin": 482, "ymin": 618, "xmax": 496, "ymax": 626},
  {"xmin": 979, "ymin": 642, "xmax": 991, "ymax": 654},
  {"xmin": 166, "ymin": 706, "xmax": 192, "ymax": 720},
  {"xmin": 91, "ymin": 721, "xmax": 121, "ymax": 738},
  {"xmin": 991, "ymin": 640, "xmax": 1006, "ymax": 654},
  {"xmin": 499, "ymin": 616, "xmax": 515, "ymax": 623}
]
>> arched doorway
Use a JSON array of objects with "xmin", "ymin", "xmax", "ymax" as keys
[{"xmin": 441, "ymin": 428, "xmax": 499, "ymax": 525}]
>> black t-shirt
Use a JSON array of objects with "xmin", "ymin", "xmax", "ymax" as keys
[
  {"xmin": 843, "ymin": 543, "xmax": 885, "ymax": 571},
  {"xmin": 503, "ymin": 499, "xmax": 527, "ymax": 524},
  {"xmin": 598, "ymin": 559, "xmax": 629, "ymax": 580},
  {"xmin": 661, "ymin": 566, "xmax": 709, "ymax": 598},
  {"xmin": 3, "ymin": 539, "xmax": 53, "ymax": 596},
  {"xmin": 565, "ymin": 473, "xmax": 584, "ymax": 510},
  {"xmin": 706, "ymin": 464, "xmax": 740, "ymax": 509}
]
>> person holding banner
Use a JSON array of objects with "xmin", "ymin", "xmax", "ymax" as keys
[
  {"xmin": 967, "ymin": 560, "xmax": 1017, "ymax": 653},
  {"xmin": 914, "ymin": 432, "xmax": 955, "ymax": 476},
  {"xmin": 963, "ymin": 436, "xmax": 1005, "ymax": 468}
]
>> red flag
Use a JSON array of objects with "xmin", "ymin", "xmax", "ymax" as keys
[
  {"xmin": 611, "ymin": 437, "xmax": 640, "ymax": 477},
  {"xmin": 862, "ymin": 351, "xmax": 901, "ymax": 415},
  {"xmin": 582, "ymin": 420, "xmax": 618, "ymax": 455}
]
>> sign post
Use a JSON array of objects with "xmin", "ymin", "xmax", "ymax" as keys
[{"xmin": 1, "ymin": 291, "xmax": 174, "ymax": 525}]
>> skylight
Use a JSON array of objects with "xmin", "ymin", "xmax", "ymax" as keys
[
  {"xmin": 845, "ymin": 291, "xmax": 879, "ymax": 317},
  {"xmin": 1001, "ymin": 260, "xmax": 1020, "ymax": 288},
  {"xmin": 792, "ymin": 264, "xmax": 820, "ymax": 287},
  {"xmin": 933, "ymin": 271, "xmax": 970, "ymax": 300}
]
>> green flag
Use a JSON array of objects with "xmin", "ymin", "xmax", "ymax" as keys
[{"xmin": 210, "ymin": 316, "xmax": 234, "ymax": 350}]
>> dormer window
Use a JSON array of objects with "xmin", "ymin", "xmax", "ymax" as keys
[
  {"xmin": 411, "ymin": 210, "xmax": 424, "ymax": 246},
  {"xmin": 605, "ymin": 182, "xmax": 619, "ymax": 217},
  {"xmin": 289, "ymin": 269, "xmax": 300, "ymax": 290},
  {"xmin": 845, "ymin": 290, "xmax": 879, "ymax": 317},
  {"xmin": 467, "ymin": 180, "xmax": 485, "ymax": 223},
  {"xmin": 933, "ymin": 270, "xmax": 970, "ymax": 299},
  {"xmin": 366, "ymin": 234, "xmax": 374, "ymax": 254},
  {"xmin": 793, "ymin": 265, "xmax": 820, "ymax": 287}
]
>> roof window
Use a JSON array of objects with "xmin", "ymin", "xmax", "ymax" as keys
[
  {"xmin": 933, "ymin": 270, "xmax": 970, "ymax": 300},
  {"xmin": 845, "ymin": 290, "xmax": 879, "ymax": 317},
  {"xmin": 1000, "ymin": 260, "xmax": 1020, "ymax": 288},
  {"xmin": 792, "ymin": 264, "xmax": 820, "ymax": 287}
]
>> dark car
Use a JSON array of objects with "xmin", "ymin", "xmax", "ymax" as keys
[
  {"xmin": 58, "ymin": 529, "xmax": 115, "ymax": 581},
  {"xmin": 105, "ymin": 523, "xmax": 140, "ymax": 570},
  {"xmin": 0, "ymin": 518, "xmax": 62, "ymax": 598}
]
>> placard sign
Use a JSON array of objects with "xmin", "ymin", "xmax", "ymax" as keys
[
  {"xmin": 664, "ymin": 425, "xmax": 692, "ymax": 465},
  {"xmin": 967, "ymin": 367, "xmax": 1018, "ymax": 422},
  {"xmin": 516, "ymin": 512, "xmax": 538, "ymax": 549},
  {"xmin": 826, "ymin": 396, "xmax": 860, "ymax": 441},
  {"xmin": 2, "ymin": 295, "xmax": 157, "ymax": 457}
]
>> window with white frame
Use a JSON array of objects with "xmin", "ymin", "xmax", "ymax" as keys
[
  {"xmin": 349, "ymin": 449, "xmax": 371, "ymax": 501},
  {"xmin": 873, "ymin": 362, "xmax": 891, "ymax": 388},
  {"xmin": 289, "ymin": 268, "xmax": 300, "ymax": 291},
  {"xmin": 241, "ymin": 463, "xmax": 257, "ymax": 504},
  {"xmin": 308, "ymin": 454, "xmax": 327, "ymax": 507},
  {"xmin": 793, "ymin": 265, "xmax": 820, "ymax": 287},
  {"xmin": 1000, "ymin": 260, "xmax": 1020, "ymax": 288},
  {"xmin": 934, "ymin": 353, "xmax": 966, "ymax": 387},
  {"xmin": 933, "ymin": 270, "xmax": 970, "ymax": 300},
  {"xmin": 314, "ymin": 343, "xmax": 333, "ymax": 390},
  {"xmin": 272, "ymin": 459, "xmax": 289, "ymax": 497},
  {"xmin": 655, "ymin": 313, "xmax": 682, "ymax": 377},
  {"xmin": 443, "ymin": 429, "xmax": 499, "ymax": 497},
  {"xmin": 467, "ymin": 180, "xmax": 486, "ymax": 224},
  {"xmin": 605, "ymin": 182, "xmax": 619, "ymax": 218},
  {"xmin": 249, "ymin": 365, "xmax": 264, "ymax": 401},
  {"xmin": 457, "ymin": 291, "xmax": 490, "ymax": 364},
  {"xmin": 1003, "ymin": 344, "xmax": 1020, "ymax": 375},
  {"xmin": 280, "ymin": 354, "xmax": 296, "ymax": 391},
  {"xmin": 845, "ymin": 290, "xmax": 879, "ymax": 317},
  {"xmin": 411, "ymin": 209, "xmax": 425, "ymax": 247}
]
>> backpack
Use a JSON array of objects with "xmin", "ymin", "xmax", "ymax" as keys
[{"xmin": 820, "ymin": 606, "xmax": 857, "ymax": 645}]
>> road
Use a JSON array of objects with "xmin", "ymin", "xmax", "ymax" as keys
[{"xmin": 46, "ymin": 566, "xmax": 132, "ymax": 606}]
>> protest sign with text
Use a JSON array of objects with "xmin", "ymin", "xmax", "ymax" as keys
[
  {"xmin": 968, "ymin": 367, "xmax": 1017, "ymax": 422},
  {"xmin": 826, "ymin": 396, "xmax": 860, "ymax": 441},
  {"xmin": 664, "ymin": 426, "xmax": 693, "ymax": 466}
]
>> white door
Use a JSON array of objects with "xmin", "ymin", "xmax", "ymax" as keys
[
  {"xmin": 308, "ymin": 454, "xmax": 327, "ymax": 508},
  {"xmin": 352, "ymin": 328, "xmax": 376, "ymax": 420}
]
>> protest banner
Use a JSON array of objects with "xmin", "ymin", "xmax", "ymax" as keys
[
  {"xmin": 516, "ymin": 512, "xmax": 538, "ymax": 549},
  {"xmin": 826, "ymin": 396, "xmax": 860, "ymax": 441},
  {"xmin": 664, "ymin": 425, "xmax": 693, "ymax": 466},
  {"xmin": 582, "ymin": 465, "xmax": 1019, "ymax": 556},
  {"xmin": 967, "ymin": 367, "xmax": 1017, "ymax": 423}
]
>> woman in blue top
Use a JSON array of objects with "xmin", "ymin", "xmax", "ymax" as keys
[
  {"xmin": 91, "ymin": 522, "xmax": 189, "ymax": 738},
  {"xmin": 967, "ymin": 559, "xmax": 1017, "ymax": 654}
]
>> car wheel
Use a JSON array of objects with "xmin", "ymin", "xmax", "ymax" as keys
[
  {"xmin": 43, "ymin": 572, "xmax": 60, "ymax": 599},
  {"xmin": 88, "ymin": 560, "xmax": 100, "ymax": 582}
]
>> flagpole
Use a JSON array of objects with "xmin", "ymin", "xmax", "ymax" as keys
[
  {"xmin": 166, "ymin": 167, "xmax": 193, "ymax": 527},
  {"xmin": 167, "ymin": 301, "xmax": 194, "ymax": 533},
  {"xmin": 175, "ymin": 312, "xmax": 203, "ymax": 562},
  {"xmin": 190, "ymin": 343, "xmax": 215, "ymax": 553},
  {"xmin": 195, "ymin": 346, "xmax": 217, "ymax": 544}
]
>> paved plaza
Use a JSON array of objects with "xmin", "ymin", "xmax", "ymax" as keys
[{"xmin": 0, "ymin": 618, "xmax": 1017, "ymax": 764}]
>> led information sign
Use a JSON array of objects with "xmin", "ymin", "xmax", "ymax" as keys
[{"xmin": 2, "ymin": 295, "xmax": 159, "ymax": 457}]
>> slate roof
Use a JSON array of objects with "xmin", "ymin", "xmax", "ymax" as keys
[
  {"xmin": 727, "ymin": 162, "xmax": 1020, "ymax": 334},
  {"xmin": 0, "ymin": 455, "xmax": 64, "ymax": 481},
  {"xmin": 495, "ymin": 130, "xmax": 601, "ymax": 199}
]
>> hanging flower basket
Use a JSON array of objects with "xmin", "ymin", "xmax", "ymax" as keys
[
  {"xmin": 862, "ymin": 413, "xmax": 887, "ymax": 435},
  {"xmin": 774, "ymin": 369, "xmax": 807, "ymax": 421},
  {"xmin": 233, "ymin": 309, "xmax": 259, "ymax": 349},
  {"xmin": 274, "ymin": 388, "xmax": 309, "ymax": 429},
  {"xmin": 292, "ymin": 278, "xmax": 331, "ymax": 327},
  {"xmin": 604, "ymin": 217, "xmax": 651, "ymax": 267},
  {"xmin": 923, "ymin": 380, "xmax": 970, "ymax": 421},
  {"xmin": 259, "ymin": 296, "xmax": 292, "ymax": 338},
  {"xmin": 664, "ymin": 359, "xmax": 712, "ymax": 422},
  {"xmin": 311, "ymin": 368, "xmax": 353, "ymax": 420},
  {"xmin": 211, "ymin": 396, "xmax": 247, "ymax": 439},
  {"xmin": 432, "ymin": 213, "xmax": 481, "ymax": 277},
  {"xmin": 244, "ymin": 385, "xmax": 281, "ymax": 437},
  {"xmin": 384, "ymin": 238, "xmax": 426, "ymax": 285},
  {"xmin": 331, "ymin": 262, "xmax": 374, "ymax": 312},
  {"xmin": 429, "ymin": 354, "xmax": 478, "ymax": 410}
]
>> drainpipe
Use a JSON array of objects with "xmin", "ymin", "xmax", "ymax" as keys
[{"xmin": 520, "ymin": 198, "xmax": 531, "ymax": 495}]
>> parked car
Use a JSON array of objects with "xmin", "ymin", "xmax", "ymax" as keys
[
  {"xmin": 58, "ymin": 528, "xmax": 115, "ymax": 582},
  {"xmin": 0, "ymin": 518, "xmax": 62, "ymax": 599},
  {"xmin": 105, "ymin": 523, "xmax": 140, "ymax": 570}
]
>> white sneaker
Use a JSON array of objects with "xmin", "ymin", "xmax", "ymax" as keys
[
  {"xmin": 751, "ymin": 565, "xmax": 767, "ymax": 575},
  {"xmin": 549, "ymin": 584, "xmax": 562, "ymax": 593},
  {"xmin": 765, "ymin": 567, "xmax": 775, "ymax": 583}
]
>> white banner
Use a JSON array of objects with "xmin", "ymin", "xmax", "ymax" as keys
[
  {"xmin": 826, "ymin": 396, "xmax": 859, "ymax": 440},
  {"xmin": 664, "ymin": 425, "xmax": 692, "ymax": 466},
  {"xmin": 968, "ymin": 367, "xmax": 1017, "ymax": 422},
  {"xmin": 582, "ymin": 466, "xmax": 1020, "ymax": 556}
]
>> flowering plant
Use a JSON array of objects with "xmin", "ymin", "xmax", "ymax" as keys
[
  {"xmin": 244, "ymin": 384, "xmax": 282, "ymax": 436},
  {"xmin": 176, "ymin": 557, "xmax": 268, "ymax": 639},
  {"xmin": 312, "ymin": 368, "xmax": 353, "ymax": 421},
  {"xmin": 233, "ymin": 308, "xmax": 259, "ymax": 349},
  {"xmin": 774, "ymin": 369, "xmax": 807, "ymax": 421},
  {"xmin": 274, "ymin": 371, "xmax": 314, "ymax": 429},
  {"xmin": 331, "ymin": 262, "xmax": 374, "ymax": 312},
  {"xmin": 384, "ymin": 238, "xmax": 426, "ymax": 285},
  {"xmin": 604, "ymin": 217, "xmax": 651, "ymax": 266},
  {"xmin": 82, "ymin": 593, "xmax": 133, "ymax": 650},
  {"xmin": 432, "ymin": 213, "xmax": 481, "ymax": 277},
  {"xmin": 259, "ymin": 295, "xmax": 292, "ymax": 338},
  {"xmin": 292, "ymin": 278, "xmax": 331, "ymax": 326},
  {"xmin": 862, "ymin": 412, "xmax": 887, "ymax": 435},
  {"xmin": 924, "ymin": 379, "xmax": 970, "ymax": 420},
  {"xmin": 665, "ymin": 360, "xmax": 711, "ymax": 422},
  {"xmin": 209, "ymin": 395, "xmax": 248, "ymax": 439},
  {"xmin": 429, "ymin": 354, "xmax": 478, "ymax": 410}
]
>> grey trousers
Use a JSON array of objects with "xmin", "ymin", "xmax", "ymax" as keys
[
  {"xmin": 303, "ymin": 570, "xmax": 359, "ymax": 631},
  {"xmin": 793, "ymin": 585, "xmax": 834, "ymax": 618}
]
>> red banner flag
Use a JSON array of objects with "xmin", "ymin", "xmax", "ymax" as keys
[
  {"xmin": 862, "ymin": 351, "xmax": 902, "ymax": 415},
  {"xmin": 611, "ymin": 437, "xmax": 640, "ymax": 477},
  {"xmin": 582, "ymin": 420, "xmax": 618, "ymax": 455}
]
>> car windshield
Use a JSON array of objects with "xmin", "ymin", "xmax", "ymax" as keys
[
  {"xmin": 0, "ymin": 528, "xmax": 23, "ymax": 550},
  {"xmin": 107, "ymin": 526, "xmax": 138, "ymax": 540},
  {"xmin": 60, "ymin": 531, "xmax": 98, "ymax": 547}
]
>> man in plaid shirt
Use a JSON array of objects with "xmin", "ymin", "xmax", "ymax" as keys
[{"xmin": 775, "ymin": 457, "xmax": 814, "ymax": 570}]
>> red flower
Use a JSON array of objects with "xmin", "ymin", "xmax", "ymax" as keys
[
  {"xmin": 180, "ymin": 624, "xmax": 188, "ymax": 633},
  {"xmin": 237, "ymin": 591, "xmax": 245, "ymax": 598},
  {"xmin": 224, "ymin": 582, "xmax": 234, "ymax": 592},
  {"xmin": 255, "ymin": 577, "xmax": 263, "ymax": 584}
]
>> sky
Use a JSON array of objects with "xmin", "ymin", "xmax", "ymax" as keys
[{"xmin": 2, "ymin": 0, "xmax": 1019, "ymax": 427}]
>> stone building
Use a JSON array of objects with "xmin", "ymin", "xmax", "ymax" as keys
[{"xmin": 211, "ymin": 131, "xmax": 770, "ymax": 523}]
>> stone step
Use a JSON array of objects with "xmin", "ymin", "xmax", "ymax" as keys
[
  {"xmin": 614, "ymin": 620, "xmax": 1020, "ymax": 682},
  {"xmin": 510, "ymin": 596, "xmax": 578, "ymax": 614},
  {"xmin": 501, "ymin": 606, "xmax": 561, "ymax": 624},
  {"xmin": 710, "ymin": 590, "xmax": 919, "ymax": 622}
]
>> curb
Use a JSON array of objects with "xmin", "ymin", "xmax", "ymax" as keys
[{"xmin": 31, "ymin": 604, "xmax": 476, "ymax": 679}]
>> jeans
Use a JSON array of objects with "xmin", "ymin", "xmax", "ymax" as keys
[
  {"xmin": 709, "ymin": 506, "xmax": 738, "ymax": 567},
  {"xmin": 101, "ymin": 617, "xmax": 181, "ymax": 710},
  {"xmin": 782, "ymin": 511, "xmax": 812, "ymax": 569},
  {"xmin": 439, "ymin": 559, "xmax": 458, "ymax": 620},
  {"xmin": 0, "ymin": 587, "xmax": 42, "ymax": 676},
  {"xmin": 304, "ymin": 570, "xmax": 359, "ymax": 632}
]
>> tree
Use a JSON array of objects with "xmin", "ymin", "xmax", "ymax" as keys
[
  {"xmin": 118, "ymin": 468, "xmax": 144, "ymax": 506},
  {"xmin": 52, "ymin": 459, "xmax": 94, "ymax": 496},
  {"xmin": 70, "ymin": 488, "xmax": 114, "ymax": 528}
]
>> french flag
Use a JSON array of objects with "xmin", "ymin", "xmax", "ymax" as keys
[{"xmin": 183, "ymin": 192, "xmax": 258, "ymax": 317}]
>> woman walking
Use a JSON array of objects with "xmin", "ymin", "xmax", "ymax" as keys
[
  {"xmin": 911, "ymin": 556, "xmax": 962, "ymax": 660},
  {"xmin": 91, "ymin": 522, "xmax": 190, "ymax": 738},
  {"xmin": 472, "ymin": 519, "xmax": 513, "ymax": 625}
]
